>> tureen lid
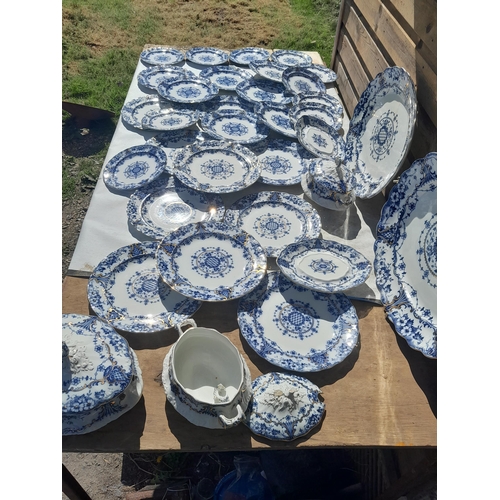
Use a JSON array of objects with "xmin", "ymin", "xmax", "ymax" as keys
[
  {"xmin": 62, "ymin": 314, "xmax": 135, "ymax": 415},
  {"xmin": 245, "ymin": 372, "xmax": 325, "ymax": 441}
]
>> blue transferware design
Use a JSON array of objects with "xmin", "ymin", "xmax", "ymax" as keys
[
  {"xmin": 306, "ymin": 64, "xmax": 337, "ymax": 83},
  {"xmin": 197, "ymin": 95, "xmax": 256, "ymax": 116},
  {"xmin": 237, "ymin": 271, "xmax": 359, "ymax": 372},
  {"xmin": 140, "ymin": 46, "xmax": 184, "ymax": 66},
  {"xmin": 282, "ymin": 67, "xmax": 326, "ymax": 95},
  {"xmin": 185, "ymin": 47, "xmax": 229, "ymax": 65},
  {"xmin": 249, "ymin": 59, "xmax": 288, "ymax": 82},
  {"xmin": 373, "ymin": 152, "xmax": 437, "ymax": 358},
  {"xmin": 254, "ymin": 102, "xmax": 296, "ymax": 138},
  {"xmin": 289, "ymin": 101, "xmax": 343, "ymax": 131},
  {"xmin": 121, "ymin": 95, "xmax": 164, "ymax": 130},
  {"xmin": 256, "ymin": 139, "xmax": 313, "ymax": 185},
  {"xmin": 103, "ymin": 145, "xmax": 166, "ymax": 191},
  {"xmin": 236, "ymin": 77, "xmax": 292, "ymax": 105},
  {"xmin": 270, "ymin": 49, "xmax": 312, "ymax": 67},
  {"xmin": 292, "ymin": 91, "xmax": 344, "ymax": 117},
  {"xmin": 87, "ymin": 241, "xmax": 201, "ymax": 333},
  {"xmin": 157, "ymin": 77, "xmax": 219, "ymax": 104},
  {"xmin": 141, "ymin": 108, "xmax": 200, "ymax": 131},
  {"xmin": 156, "ymin": 221, "xmax": 267, "ymax": 302},
  {"xmin": 172, "ymin": 140, "xmax": 261, "ymax": 193},
  {"xmin": 224, "ymin": 191, "xmax": 321, "ymax": 257},
  {"xmin": 229, "ymin": 47, "xmax": 271, "ymax": 65},
  {"xmin": 137, "ymin": 65, "xmax": 194, "ymax": 90},
  {"xmin": 276, "ymin": 239, "xmax": 372, "ymax": 293},
  {"xmin": 245, "ymin": 372, "xmax": 325, "ymax": 441},
  {"xmin": 344, "ymin": 66, "xmax": 417, "ymax": 199},
  {"xmin": 200, "ymin": 65, "xmax": 253, "ymax": 91},
  {"xmin": 126, "ymin": 176, "xmax": 225, "ymax": 239}
]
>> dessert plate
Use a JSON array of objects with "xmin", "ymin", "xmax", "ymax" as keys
[
  {"xmin": 282, "ymin": 67, "xmax": 326, "ymax": 95},
  {"xmin": 344, "ymin": 66, "xmax": 417, "ymax": 199},
  {"xmin": 137, "ymin": 66, "xmax": 193, "ymax": 90},
  {"xmin": 295, "ymin": 115, "xmax": 345, "ymax": 162},
  {"xmin": 256, "ymin": 139, "xmax": 313, "ymax": 185},
  {"xmin": 254, "ymin": 102, "xmax": 296, "ymax": 138},
  {"xmin": 200, "ymin": 65, "xmax": 253, "ymax": 91},
  {"xmin": 200, "ymin": 110, "xmax": 269, "ymax": 144},
  {"xmin": 156, "ymin": 221, "xmax": 267, "ymax": 301},
  {"xmin": 185, "ymin": 47, "xmax": 229, "ymax": 66},
  {"xmin": 172, "ymin": 140, "xmax": 261, "ymax": 193},
  {"xmin": 141, "ymin": 108, "xmax": 200, "ymax": 131},
  {"xmin": 237, "ymin": 271, "xmax": 360, "ymax": 372},
  {"xmin": 236, "ymin": 77, "xmax": 292, "ymax": 105},
  {"xmin": 289, "ymin": 101, "xmax": 343, "ymax": 131},
  {"xmin": 87, "ymin": 241, "xmax": 202, "ymax": 333},
  {"xmin": 224, "ymin": 191, "xmax": 321, "ymax": 257},
  {"xmin": 103, "ymin": 144, "xmax": 166, "ymax": 191},
  {"xmin": 270, "ymin": 49, "xmax": 312, "ymax": 67},
  {"xmin": 276, "ymin": 239, "xmax": 372, "ymax": 293},
  {"xmin": 140, "ymin": 46, "xmax": 184, "ymax": 66},
  {"xmin": 147, "ymin": 129, "xmax": 211, "ymax": 174},
  {"xmin": 306, "ymin": 64, "xmax": 337, "ymax": 83},
  {"xmin": 229, "ymin": 47, "xmax": 271, "ymax": 65},
  {"xmin": 249, "ymin": 59, "xmax": 288, "ymax": 82},
  {"xmin": 121, "ymin": 95, "xmax": 165, "ymax": 129},
  {"xmin": 245, "ymin": 372, "xmax": 325, "ymax": 441},
  {"xmin": 157, "ymin": 77, "xmax": 219, "ymax": 104},
  {"xmin": 126, "ymin": 176, "xmax": 225, "ymax": 239},
  {"xmin": 374, "ymin": 152, "xmax": 437, "ymax": 358}
]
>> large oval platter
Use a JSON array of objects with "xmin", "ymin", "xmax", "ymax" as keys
[{"xmin": 237, "ymin": 271, "xmax": 360, "ymax": 372}]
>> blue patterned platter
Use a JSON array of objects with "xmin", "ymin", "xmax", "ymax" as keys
[
  {"xmin": 140, "ymin": 46, "xmax": 184, "ymax": 66},
  {"xmin": 282, "ymin": 67, "xmax": 326, "ymax": 95},
  {"xmin": 289, "ymin": 101, "xmax": 343, "ymax": 131},
  {"xmin": 137, "ymin": 66, "xmax": 194, "ymax": 90},
  {"xmin": 200, "ymin": 110, "xmax": 269, "ymax": 144},
  {"xmin": 156, "ymin": 221, "xmax": 267, "ymax": 302},
  {"xmin": 229, "ymin": 47, "xmax": 271, "ymax": 65},
  {"xmin": 172, "ymin": 140, "xmax": 261, "ymax": 193},
  {"xmin": 237, "ymin": 271, "xmax": 360, "ymax": 372},
  {"xmin": 270, "ymin": 49, "xmax": 312, "ymax": 67},
  {"xmin": 62, "ymin": 314, "xmax": 144, "ymax": 435},
  {"xmin": 256, "ymin": 139, "xmax": 313, "ymax": 185},
  {"xmin": 224, "ymin": 191, "xmax": 321, "ymax": 257},
  {"xmin": 292, "ymin": 91, "xmax": 344, "ymax": 117},
  {"xmin": 306, "ymin": 64, "xmax": 337, "ymax": 83},
  {"xmin": 236, "ymin": 77, "xmax": 292, "ymax": 105},
  {"xmin": 245, "ymin": 372, "xmax": 325, "ymax": 441},
  {"xmin": 157, "ymin": 77, "xmax": 219, "ymax": 104},
  {"xmin": 103, "ymin": 144, "xmax": 166, "ymax": 191},
  {"xmin": 200, "ymin": 65, "xmax": 253, "ymax": 91},
  {"xmin": 121, "ymin": 95, "xmax": 165, "ymax": 129},
  {"xmin": 344, "ymin": 66, "xmax": 417, "ymax": 199},
  {"xmin": 141, "ymin": 108, "xmax": 200, "ymax": 131},
  {"xmin": 277, "ymin": 239, "xmax": 371, "ymax": 293},
  {"xmin": 185, "ymin": 47, "xmax": 229, "ymax": 66},
  {"xmin": 374, "ymin": 152, "xmax": 437, "ymax": 358},
  {"xmin": 147, "ymin": 129, "xmax": 211, "ymax": 175},
  {"xmin": 126, "ymin": 176, "xmax": 225, "ymax": 239},
  {"xmin": 249, "ymin": 59, "xmax": 288, "ymax": 82},
  {"xmin": 295, "ymin": 115, "xmax": 346, "ymax": 162},
  {"xmin": 254, "ymin": 102, "xmax": 296, "ymax": 138},
  {"xmin": 87, "ymin": 241, "xmax": 202, "ymax": 333}
]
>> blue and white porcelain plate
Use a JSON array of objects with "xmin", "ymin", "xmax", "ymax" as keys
[
  {"xmin": 103, "ymin": 144, "xmax": 166, "ymax": 191},
  {"xmin": 289, "ymin": 101, "xmax": 343, "ymax": 131},
  {"xmin": 87, "ymin": 241, "xmax": 202, "ymax": 333},
  {"xmin": 185, "ymin": 47, "xmax": 229, "ymax": 66},
  {"xmin": 200, "ymin": 65, "xmax": 253, "ymax": 91},
  {"xmin": 236, "ymin": 77, "xmax": 292, "ymax": 105},
  {"xmin": 256, "ymin": 139, "xmax": 313, "ymax": 185},
  {"xmin": 277, "ymin": 239, "xmax": 371, "ymax": 293},
  {"xmin": 306, "ymin": 64, "xmax": 337, "ymax": 83},
  {"xmin": 126, "ymin": 176, "xmax": 225, "ymax": 239},
  {"xmin": 196, "ymin": 95, "xmax": 256, "ymax": 116},
  {"xmin": 249, "ymin": 59, "xmax": 288, "ymax": 82},
  {"xmin": 254, "ymin": 102, "xmax": 296, "ymax": 138},
  {"xmin": 282, "ymin": 67, "xmax": 326, "ymax": 95},
  {"xmin": 157, "ymin": 77, "xmax": 219, "ymax": 104},
  {"xmin": 172, "ymin": 140, "xmax": 261, "ymax": 193},
  {"xmin": 292, "ymin": 91, "xmax": 344, "ymax": 117},
  {"xmin": 121, "ymin": 95, "xmax": 165, "ymax": 129},
  {"xmin": 201, "ymin": 110, "xmax": 269, "ymax": 144},
  {"xmin": 141, "ymin": 108, "xmax": 200, "ymax": 131},
  {"xmin": 147, "ymin": 129, "xmax": 211, "ymax": 174},
  {"xmin": 137, "ymin": 65, "xmax": 193, "ymax": 90},
  {"xmin": 140, "ymin": 46, "xmax": 184, "ymax": 66},
  {"xmin": 270, "ymin": 49, "xmax": 312, "ymax": 67},
  {"xmin": 344, "ymin": 66, "xmax": 417, "ymax": 199},
  {"xmin": 374, "ymin": 152, "xmax": 437, "ymax": 358},
  {"xmin": 156, "ymin": 221, "xmax": 267, "ymax": 301},
  {"xmin": 224, "ymin": 191, "xmax": 322, "ymax": 257},
  {"xmin": 229, "ymin": 47, "xmax": 271, "ymax": 65},
  {"xmin": 245, "ymin": 372, "xmax": 325, "ymax": 441},
  {"xmin": 237, "ymin": 271, "xmax": 360, "ymax": 372}
]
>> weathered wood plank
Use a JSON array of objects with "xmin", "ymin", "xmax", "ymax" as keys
[
  {"xmin": 337, "ymin": 28, "xmax": 370, "ymax": 97},
  {"xmin": 333, "ymin": 58, "xmax": 358, "ymax": 118}
]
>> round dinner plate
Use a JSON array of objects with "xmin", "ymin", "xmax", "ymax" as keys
[
  {"xmin": 236, "ymin": 77, "xmax": 292, "ymax": 105},
  {"xmin": 254, "ymin": 102, "xmax": 296, "ymax": 138},
  {"xmin": 249, "ymin": 59, "xmax": 288, "ymax": 82},
  {"xmin": 229, "ymin": 47, "xmax": 271, "ymax": 65},
  {"xmin": 270, "ymin": 49, "xmax": 312, "ymax": 67},
  {"xmin": 140, "ymin": 46, "xmax": 184, "ymax": 66},
  {"xmin": 121, "ymin": 95, "xmax": 164, "ymax": 130},
  {"xmin": 185, "ymin": 47, "xmax": 229, "ymax": 66},
  {"xmin": 282, "ymin": 67, "xmax": 326, "ymax": 95},
  {"xmin": 141, "ymin": 108, "xmax": 200, "ymax": 131},
  {"xmin": 289, "ymin": 101, "xmax": 343, "ymax": 131},
  {"xmin": 157, "ymin": 77, "xmax": 219, "ymax": 104},
  {"xmin": 200, "ymin": 65, "xmax": 253, "ymax": 91},
  {"xmin": 137, "ymin": 66, "xmax": 193, "ymax": 91}
]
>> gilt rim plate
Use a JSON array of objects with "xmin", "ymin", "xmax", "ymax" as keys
[
  {"xmin": 237, "ymin": 271, "xmax": 360, "ymax": 372},
  {"xmin": 157, "ymin": 77, "xmax": 219, "ymax": 103},
  {"xmin": 200, "ymin": 65, "xmax": 253, "ymax": 91},
  {"xmin": 185, "ymin": 47, "xmax": 229, "ymax": 66},
  {"xmin": 229, "ymin": 47, "xmax": 271, "ymax": 65},
  {"xmin": 87, "ymin": 241, "xmax": 202, "ymax": 333},
  {"xmin": 140, "ymin": 47, "xmax": 184, "ymax": 66},
  {"xmin": 156, "ymin": 221, "xmax": 267, "ymax": 301},
  {"xmin": 224, "ymin": 191, "xmax": 322, "ymax": 257},
  {"xmin": 373, "ymin": 152, "xmax": 437, "ymax": 358}
]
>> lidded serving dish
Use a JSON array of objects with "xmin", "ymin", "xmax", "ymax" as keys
[{"xmin": 62, "ymin": 314, "xmax": 143, "ymax": 435}]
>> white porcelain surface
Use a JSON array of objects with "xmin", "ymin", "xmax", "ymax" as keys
[
  {"xmin": 237, "ymin": 271, "xmax": 360, "ymax": 372},
  {"xmin": 121, "ymin": 95, "xmax": 165, "ymax": 129},
  {"xmin": 289, "ymin": 101, "xmax": 343, "ymax": 131},
  {"xmin": 224, "ymin": 191, "xmax": 322, "ymax": 257},
  {"xmin": 157, "ymin": 77, "xmax": 219, "ymax": 103},
  {"xmin": 282, "ymin": 67, "xmax": 326, "ymax": 95},
  {"xmin": 140, "ymin": 46, "xmax": 184, "ymax": 66},
  {"xmin": 229, "ymin": 47, "xmax": 271, "ymax": 65},
  {"xmin": 254, "ymin": 102, "xmax": 296, "ymax": 138},
  {"xmin": 270, "ymin": 50, "xmax": 312, "ymax": 67},
  {"xmin": 137, "ymin": 65, "xmax": 193, "ymax": 90},
  {"xmin": 236, "ymin": 77, "xmax": 292, "ymax": 105},
  {"xmin": 306, "ymin": 64, "xmax": 337, "ymax": 83},
  {"xmin": 249, "ymin": 59, "xmax": 288, "ymax": 82},
  {"xmin": 141, "ymin": 108, "xmax": 200, "ymax": 131},
  {"xmin": 200, "ymin": 65, "xmax": 253, "ymax": 90},
  {"xmin": 292, "ymin": 91, "xmax": 343, "ymax": 117},
  {"xmin": 185, "ymin": 47, "xmax": 229, "ymax": 66}
]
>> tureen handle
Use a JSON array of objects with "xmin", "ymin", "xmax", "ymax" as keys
[
  {"xmin": 175, "ymin": 318, "xmax": 197, "ymax": 337},
  {"xmin": 218, "ymin": 404, "xmax": 245, "ymax": 429}
]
